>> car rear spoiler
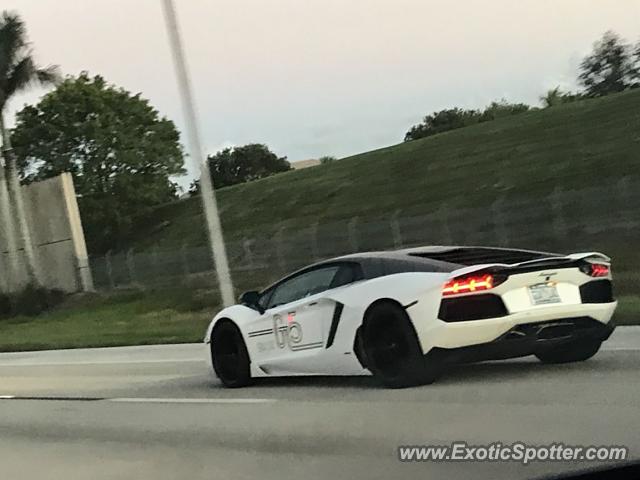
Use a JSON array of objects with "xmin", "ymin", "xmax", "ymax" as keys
[{"xmin": 448, "ymin": 252, "xmax": 610, "ymax": 279}]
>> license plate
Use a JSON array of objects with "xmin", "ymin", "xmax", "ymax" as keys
[{"xmin": 528, "ymin": 283, "xmax": 561, "ymax": 305}]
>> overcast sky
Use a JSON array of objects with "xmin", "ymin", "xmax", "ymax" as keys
[{"xmin": 4, "ymin": 0, "xmax": 640, "ymax": 186}]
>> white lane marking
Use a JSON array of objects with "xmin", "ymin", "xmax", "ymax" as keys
[
  {"xmin": 601, "ymin": 347, "xmax": 640, "ymax": 351},
  {"xmin": 0, "ymin": 358, "xmax": 204, "ymax": 367},
  {"xmin": 108, "ymin": 397, "xmax": 276, "ymax": 404}
]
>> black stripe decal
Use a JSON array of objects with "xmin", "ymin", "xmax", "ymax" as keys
[
  {"xmin": 248, "ymin": 328, "xmax": 273, "ymax": 338},
  {"xmin": 291, "ymin": 342, "xmax": 324, "ymax": 352},
  {"xmin": 291, "ymin": 341, "xmax": 323, "ymax": 349},
  {"xmin": 325, "ymin": 303, "xmax": 344, "ymax": 349},
  {"xmin": 249, "ymin": 328, "xmax": 272, "ymax": 334}
]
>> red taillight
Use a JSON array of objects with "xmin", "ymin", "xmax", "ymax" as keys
[
  {"xmin": 589, "ymin": 263, "xmax": 610, "ymax": 277},
  {"xmin": 443, "ymin": 274, "xmax": 495, "ymax": 296}
]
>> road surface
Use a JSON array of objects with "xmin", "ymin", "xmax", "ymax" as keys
[{"xmin": 0, "ymin": 328, "xmax": 639, "ymax": 479}]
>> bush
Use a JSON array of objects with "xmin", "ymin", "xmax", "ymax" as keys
[
  {"xmin": 540, "ymin": 87, "xmax": 584, "ymax": 108},
  {"xmin": 404, "ymin": 101, "xmax": 532, "ymax": 142},
  {"xmin": 319, "ymin": 156, "xmax": 337, "ymax": 164},
  {"xmin": 0, "ymin": 285, "xmax": 66, "ymax": 319}
]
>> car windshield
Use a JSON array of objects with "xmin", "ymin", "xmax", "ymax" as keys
[{"xmin": 0, "ymin": 2, "xmax": 637, "ymax": 480}]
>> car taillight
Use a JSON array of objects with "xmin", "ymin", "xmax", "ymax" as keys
[
  {"xmin": 582, "ymin": 263, "xmax": 610, "ymax": 277},
  {"xmin": 443, "ymin": 274, "xmax": 502, "ymax": 296}
]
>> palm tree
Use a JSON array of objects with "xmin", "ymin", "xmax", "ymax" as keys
[{"xmin": 0, "ymin": 11, "xmax": 59, "ymax": 287}]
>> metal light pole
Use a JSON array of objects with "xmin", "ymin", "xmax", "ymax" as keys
[{"xmin": 162, "ymin": 0, "xmax": 235, "ymax": 306}]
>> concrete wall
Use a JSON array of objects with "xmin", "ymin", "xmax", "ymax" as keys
[{"xmin": 0, "ymin": 173, "xmax": 93, "ymax": 293}]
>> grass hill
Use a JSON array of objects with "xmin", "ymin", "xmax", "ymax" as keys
[
  {"xmin": 130, "ymin": 89, "xmax": 640, "ymax": 255},
  {"xmin": 125, "ymin": 89, "xmax": 640, "ymax": 297}
]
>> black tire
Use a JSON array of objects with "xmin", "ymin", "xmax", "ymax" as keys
[
  {"xmin": 535, "ymin": 339, "xmax": 602, "ymax": 364},
  {"xmin": 362, "ymin": 302, "xmax": 441, "ymax": 388},
  {"xmin": 211, "ymin": 321, "xmax": 252, "ymax": 388}
]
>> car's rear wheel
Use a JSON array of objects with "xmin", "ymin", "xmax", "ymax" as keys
[
  {"xmin": 535, "ymin": 339, "xmax": 602, "ymax": 364},
  {"xmin": 362, "ymin": 302, "xmax": 441, "ymax": 388},
  {"xmin": 211, "ymin": 321, "xmax": 252, "ymax": 388}
]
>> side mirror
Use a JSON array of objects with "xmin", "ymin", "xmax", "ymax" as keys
[{"xmin": 240, "ymin": 291, "xmax": 264, "ymax": 314}]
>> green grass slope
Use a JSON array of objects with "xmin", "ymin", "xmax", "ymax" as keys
[{"xmin": 131, "ymin": 90, "xmax": 640, "ymax": 252}]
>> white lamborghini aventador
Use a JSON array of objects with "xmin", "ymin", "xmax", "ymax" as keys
[{"xmin": 205, "ymin": 246, "xmax": 617, "ymax": 388}]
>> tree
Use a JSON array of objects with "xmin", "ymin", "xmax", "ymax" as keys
[
  {"xmin": 540, "ymin": 87, "xmax": 582, "ymax": 108},
  {"xmin": 0, "ymin": 11, "xmax": 59, "ymax": 285},
  {"xmin": 11, "ymin": 73, "xmax": 185, "ymax": 253},
  {"xmin": 578, "ymin": 31, "xmax": 639, "ymax": 97},
  {"xmin": 205, "ymin": 144, "xmax": 291, "ymax": 189},
  {"xmin": 404, "ymin": 101, "xmax": 531, "ymax": 141},
  {"xmin": 478, "ymin": 100, "xmax": 530, "ymax": 121},
  {"xmin": 404, "ymin": 108, "xmax": 481, "ymax": 141},
  {"xmin": 630, "ymin": 41, "xmax": 640, "ymax": 88}
]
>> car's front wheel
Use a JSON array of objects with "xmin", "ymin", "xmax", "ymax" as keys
[
  {"xmin": 211, "ymin": 321, "xmax": 252, "ymax": 388},
  {"xmin": 535, "ymin": 339, "xmax": 602, "ymax": 364},
  {"xmin": 362, "ymin": 302, "xmax": 441, "ymax": 388}
]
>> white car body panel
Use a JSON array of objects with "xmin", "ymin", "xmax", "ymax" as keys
[{"xmin": 205, "ymin": 249, "xmax": 617, "ymax": 380}]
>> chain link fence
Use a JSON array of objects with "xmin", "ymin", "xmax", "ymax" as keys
[{"xmin": 89, "ymin": 179, "xmax": 640, "ymax": 296}]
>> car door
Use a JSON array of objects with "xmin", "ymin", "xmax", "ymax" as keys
[{"xmin": 253, "ymin": 263, "xmax": 360, "ymax": 374}]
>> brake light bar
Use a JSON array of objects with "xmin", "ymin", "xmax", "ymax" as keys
[{"xmin": 443, "ymin": 274, "xmax": 495, "ymax": 296}]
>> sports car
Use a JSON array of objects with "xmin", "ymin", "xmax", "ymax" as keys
[{"xmin": 204, "ymin": 246, "xmax": 617, "ymax": 388}]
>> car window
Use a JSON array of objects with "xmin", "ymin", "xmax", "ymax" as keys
[
  {"xmin": 267, "ymin": 265, "xmax": 341, "ymax": 308},
  {"xmin": 257, "ymin": 288, "xmax": 273, "ymax": 310},
  {"xmin": 330, "ymin": 263, "xmax": 363, "ymax": 288}
]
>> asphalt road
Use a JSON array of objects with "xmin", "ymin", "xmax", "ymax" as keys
[{"xmin": 1, "ymin": 328, "xmax": 639, "ymax": 480}]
